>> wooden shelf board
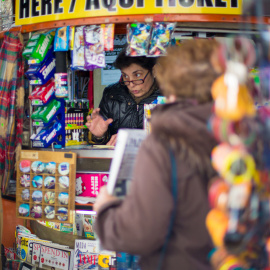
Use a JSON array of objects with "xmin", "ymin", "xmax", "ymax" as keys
[{"xmin": 1, "ymin": 14, "xmax": 270, "ymax": 39}]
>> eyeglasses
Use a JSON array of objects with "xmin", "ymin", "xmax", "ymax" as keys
[{"xmin": 121, "ymin": 71, "xmax": 149, "ymax": 86}]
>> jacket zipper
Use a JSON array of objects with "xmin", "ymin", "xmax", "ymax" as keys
[{"xmin": 137, "ymin": 105, "xmax": 139, "ymax": 111}]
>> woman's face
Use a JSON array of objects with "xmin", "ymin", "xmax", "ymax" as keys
[{"xmin": 121, "ymin": 63, "xmax": 154, "ymax": 98}]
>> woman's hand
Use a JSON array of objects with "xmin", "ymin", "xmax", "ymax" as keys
[
  {"xmin": 106, "ymin": 134, "xmax": 117, "ymax": 146},
  {"xmin": 94, "ymin": 186, "xmax": 119, "ymax": 214},
  {"xmin": 86, "ymin": 108, "xmax": 113, "ymax": 138}
]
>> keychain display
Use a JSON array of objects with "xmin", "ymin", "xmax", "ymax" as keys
[
  {"xmin": 126, "ymin": 23, "xmax": 152, "ymax": 56},
  {"xmin": 148, "ymin": 22, "xmax": 176, "ymax": 56},
  {"xmin": 16, "ymin": 150, "xmax": 76, "ymax": 223},
  {"xmin": 206, "ymin": 36, "xmax": 270, "ymax": 270}
]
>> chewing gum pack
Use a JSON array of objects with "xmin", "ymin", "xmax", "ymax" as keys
[
  {"xmin": 25, "ymin": 56, "xmax": 56, "ymax": 85},
  {"xmin": 29, "ymin": 80, "xmax": 55, "ymax": 105}
]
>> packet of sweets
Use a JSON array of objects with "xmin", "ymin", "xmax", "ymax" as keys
[
  {"xmin": 22, "ymin": 33, "xmax": 41, "ymax": 59},
  {"xmin": 69, "ymin": 26, "xmax": 75, "ymax": 50},
  {"xmin": 34, "ymin": 99, "xmax": 61, "ymax": 123},
  {"xmin": 84, "ymin": 25, "xmax": 105, "ymax": 70},
  {"xmin": 31, "ymin": 32, "xmax": 55, "ymax": 62},
  {"xmin": 54, "ymin": 26, "xmax": 70, "ymax": 51},
  {"xmin": 31, "ymin": 107, "xmax": 42, "ymax": 120},
  {"xmin": 72, "ymin": 26, "xmax": 85, "ymax": 70},
  {"xmin": 126, "ymin": 23, "xmax": 152, "ymax": 56},
  {"xmin": 148, "ymin": 22, "xmax": 176, "ymax": 56},
  {"xmin": 101, "ymin": 24, "xmax": 115, "ymax": 51}
]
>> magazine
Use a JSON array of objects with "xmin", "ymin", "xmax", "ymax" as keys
[
  {"xmin": 106, "ymin": 129, "xmax": 147, "ymax": 198},
  {"xmin": 73, "ymin": 239, "xmax": 116, "ymax": 270}
]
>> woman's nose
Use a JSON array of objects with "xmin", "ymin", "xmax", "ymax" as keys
[{"xmin": 129, "ymin": 81, "xmax": 136, "ymax": 88}]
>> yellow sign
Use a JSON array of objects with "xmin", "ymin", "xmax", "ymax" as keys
[{"xmin": 16, "ymin": 0, "xmax": 242, "ymax": 26}]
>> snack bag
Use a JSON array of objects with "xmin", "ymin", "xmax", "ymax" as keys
[
  {"xmin": 72, "ymin": 26, "xmax": 86, "ymax": 70},
  {"xmin": 69, "ymin": 26, "xmax": 75, "ymax": 50},
  {"xmin": 84, "ymin": 25, "xmax": 105, "ymax": 70},
  {"xmin": 126, "ymin": 23, "xmax": 152, "ymax": 56},
  {"xmin": 148, "ymin": 22, "xmax": 176, "ymax": 56},
  {"xmin": 101, "ymin": 23, "xmax": 115, "ymax": 51},
  {"xmin": 31, "ymin": 32, "xmax": 55, "ymax": 62},
  {"xmin": 54, "ymin": 26, "xmax": 70, "ymax": 51}
]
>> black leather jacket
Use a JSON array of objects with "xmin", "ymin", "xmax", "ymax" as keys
[{"xmin": 97, "ymin": 82, "xmax": 161, "ymax": 142}]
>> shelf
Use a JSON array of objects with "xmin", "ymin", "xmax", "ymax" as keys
[
  {"xmin": 1, "ymin": 14, "xmax": 270, "ymax": 39},
  {"xmin": 75, "ymin": 202, "xmax": 94, "ymax": 211}
]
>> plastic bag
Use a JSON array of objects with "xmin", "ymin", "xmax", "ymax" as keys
[
  {"xmin": 72, "ymin": 26, "xmax": 86, "ymax": 70},
  {"xmin": 148, "ymin": 22, "xmax": 176, "ymax": 56},
  {"xmin": 126, "ymin": 23, "xmax": 152, "ymax": 56},
  {"xmin": 84, "ymin": 25, "xmax": 105, "ymax": 70}
]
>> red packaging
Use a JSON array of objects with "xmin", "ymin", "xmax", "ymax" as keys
[
  {"xmin": 29, "ymin": 80, "xmax": 55, "ymax": 104},
  {"xmin": 76, "ymin": 172, "xmax": 109, "ymax": 197}
]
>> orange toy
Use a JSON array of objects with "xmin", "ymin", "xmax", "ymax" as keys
[
  {"xmin": 206, "ymin": 208, "xmax": 229, "ymax": 247},
  {"xmin": 211, "ymin": 74, "xmax": 255, "ymax": 121}
]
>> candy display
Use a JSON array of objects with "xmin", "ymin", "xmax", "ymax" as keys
[
  {"xmin": 32, "ymin": 175, "xmax": 43, "ymax": 188},
  {"xmin": 148, "ymin": 22, "xmax": 176, "ymax": 56},
  {"xmin": 20, "ymin": 175, "xmax": 30, "ymax": 187},
  {"xmin": 19, "ymin": 160, "xmax": 31, "ymax": 173},
  {"xmin": 44, "ymin": 176, "xmax": 56, "ymax": 189},
  {"xmin": 30, "ymin": 205, "xmax": 42, "ymax": 218},
  {"xmin": 126, "ymin": 23, "xmax": 152, "ymax": 56}
]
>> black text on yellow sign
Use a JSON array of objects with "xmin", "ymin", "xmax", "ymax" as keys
[{"xmin": 17, "ymin": 0, "xmax": 242, "ymax": 25}]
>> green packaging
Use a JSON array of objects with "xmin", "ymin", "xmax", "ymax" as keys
[
  {"xmin": 31, "ymin": 33, "xmax": 54, "ymax": 62},
  {"xmin": 31, "ymin": 107, "xmax": 42, "ymax": 120},
  {"xmin": 37, "ymin": 99, "xmax": 61, "ymax": 123},
  {"xmin": 23, "ymin": 33, "xmax": 41, "ymax": 59}
]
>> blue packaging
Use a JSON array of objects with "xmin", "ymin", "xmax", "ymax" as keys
[
  {"xmin": 27, "ymin": 45, "xmax": 54, "ymax": 67},
  {"xmin": 54, "ymin": 26, "xmax": 70, "ymax": 51},
  {"xmin": 25, "ymin": 56, "xmax": 56, "ymax": 85}
]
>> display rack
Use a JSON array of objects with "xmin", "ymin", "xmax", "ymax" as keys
[{"xmin": 16, "ymin": 150, "xmax": 76, "ymax": 224}]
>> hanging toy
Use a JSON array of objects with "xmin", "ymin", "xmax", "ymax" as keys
[
  {"xmin": 126, "ymin": 23, "xmax": 152, "ymax": 56},
  {"xmin": 211, "ymin": 72, "xmax": 256, "ymax": 121},
  {"xmin": 148, "ymin": 22, "xmax": 176, "ymax": 57}
]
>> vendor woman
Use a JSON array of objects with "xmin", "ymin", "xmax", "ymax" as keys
[{"xmin": 86, "ymin": 49, "xmax": 161, "ymax": 146}]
